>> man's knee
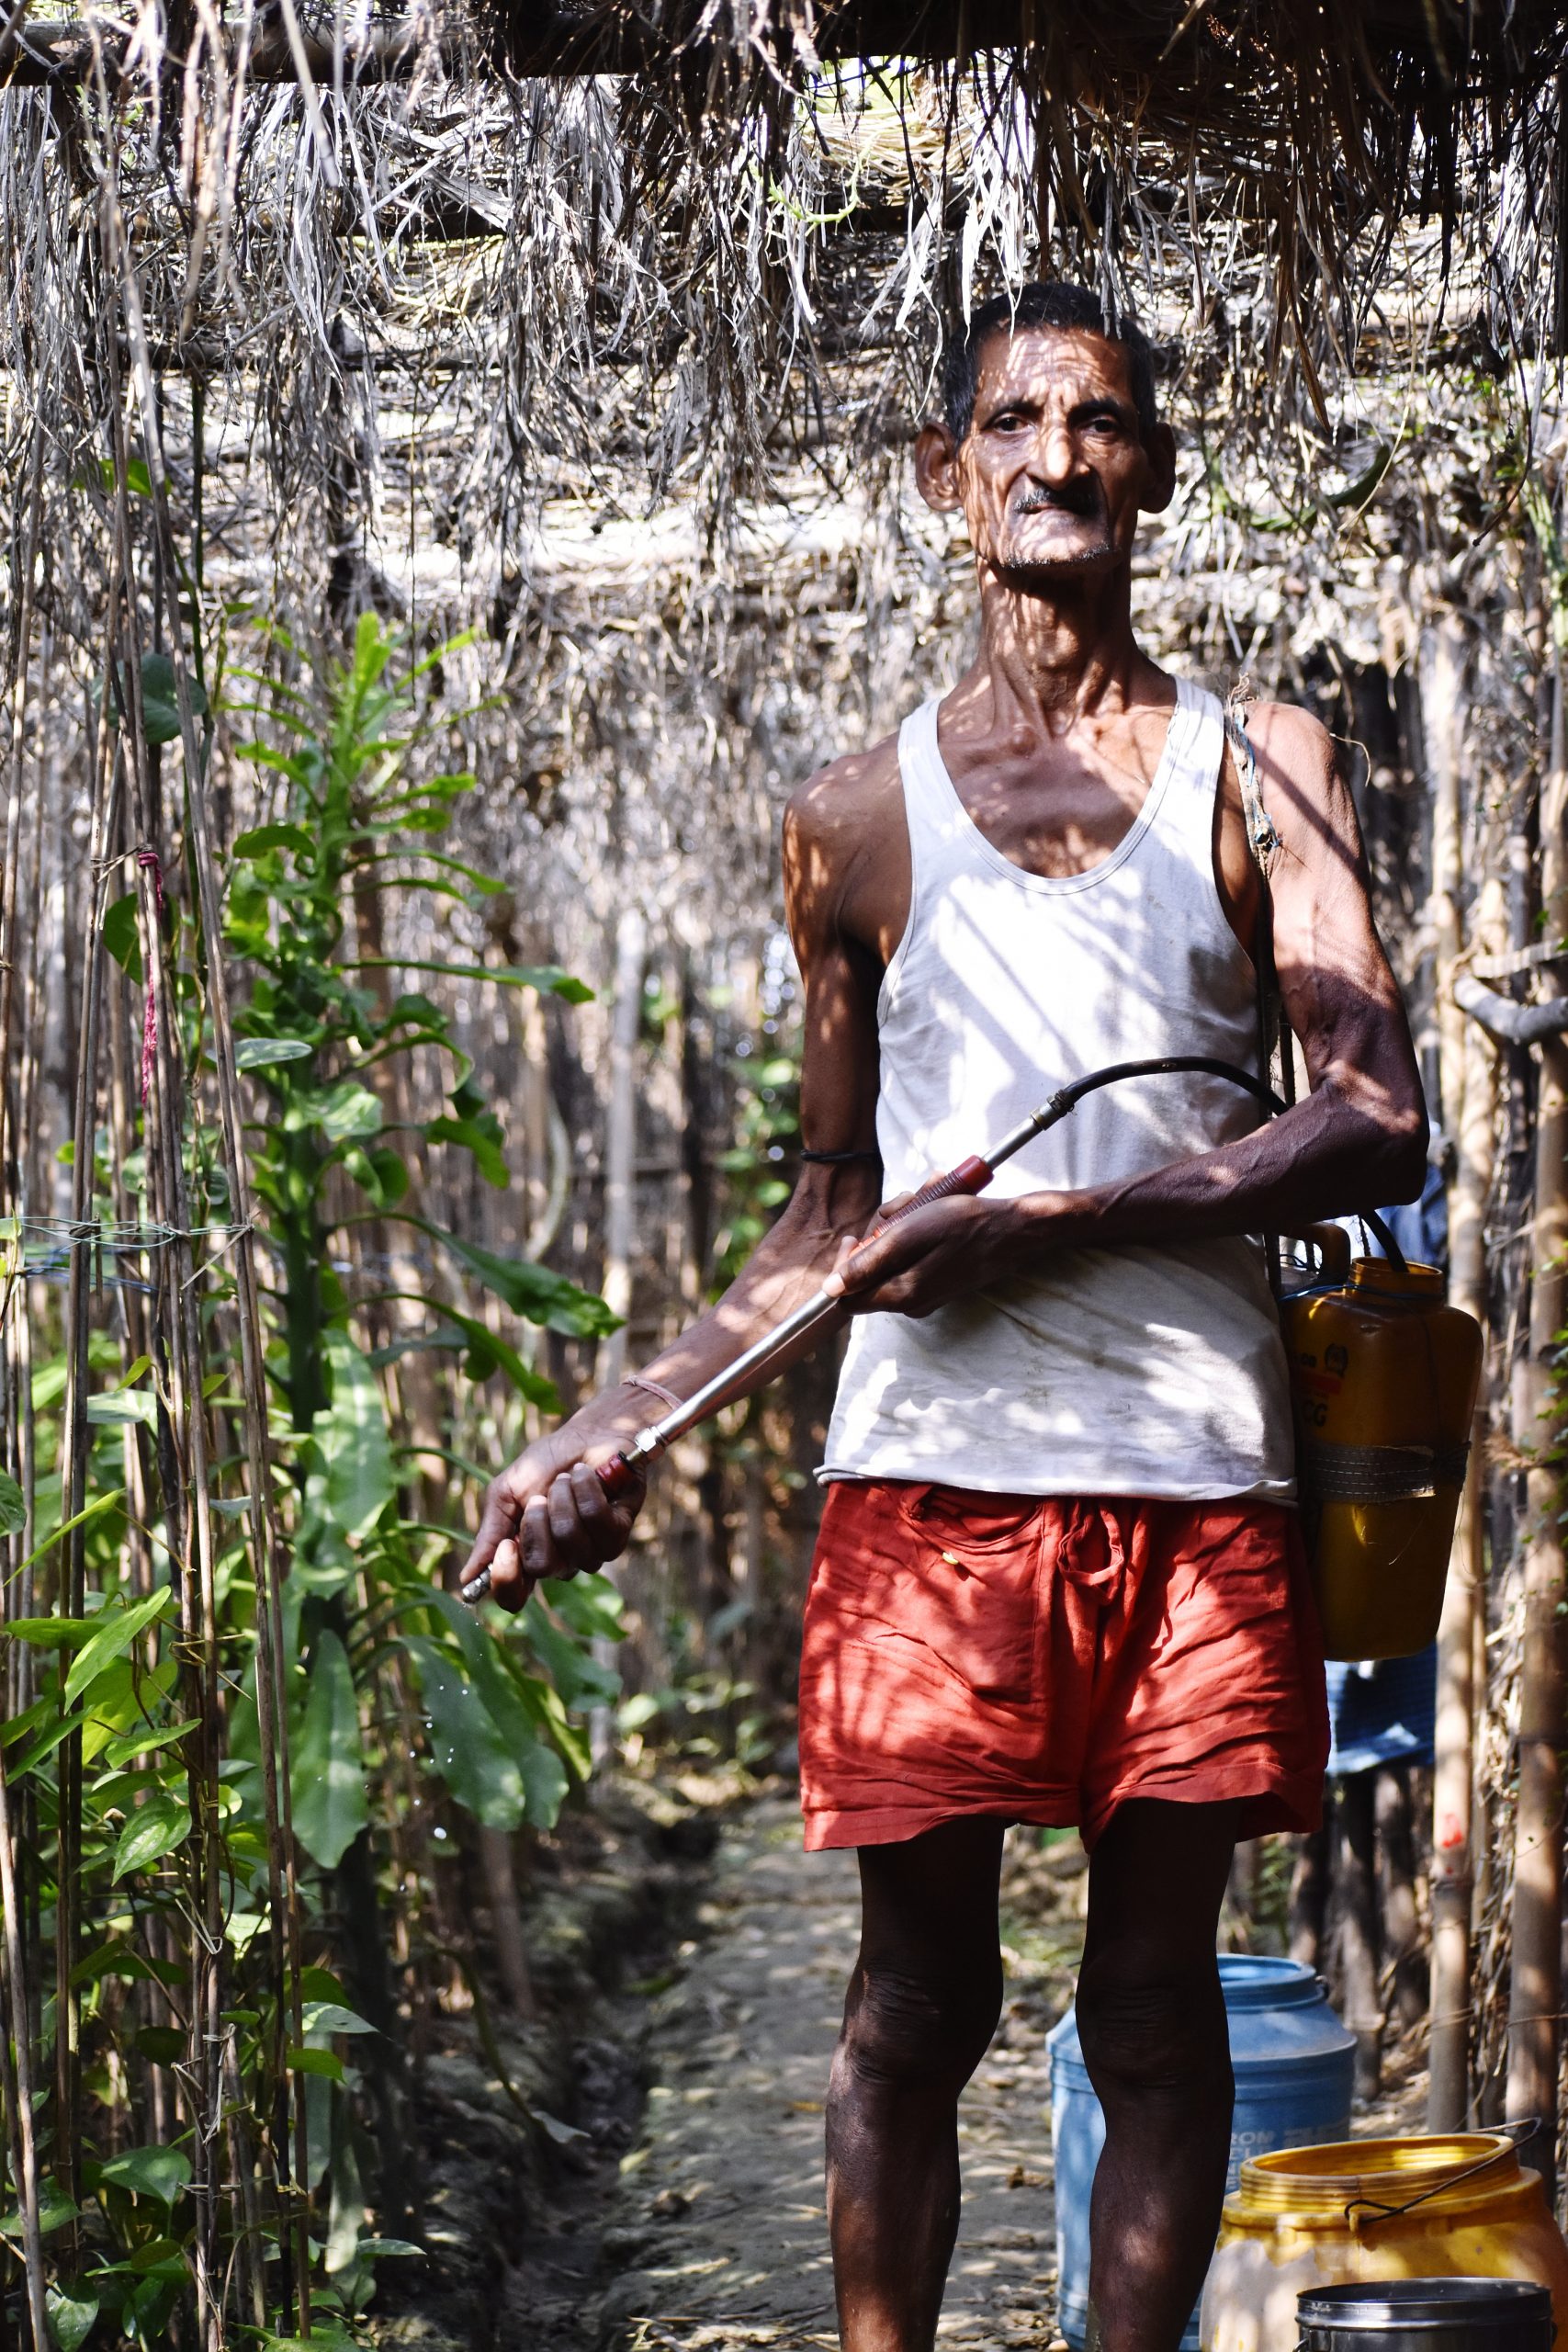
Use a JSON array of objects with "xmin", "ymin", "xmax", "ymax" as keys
[
  {"xmin": 1075, "ymin": 1955, "xmax": 1231, "ymax": 2109},
  {"xmin": 834, "ymin": 1954, "xmax": 1002, "ymax": 2099}
]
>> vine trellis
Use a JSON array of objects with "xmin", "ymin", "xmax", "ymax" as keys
[{"xmin": 3, "ymin": 2, "xmax": 1568, "ymax": 2345}]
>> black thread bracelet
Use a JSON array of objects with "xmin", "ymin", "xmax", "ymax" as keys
[{"xmin": 799, "ymin": 1146, "xmax": 882, "ymax": 1163}]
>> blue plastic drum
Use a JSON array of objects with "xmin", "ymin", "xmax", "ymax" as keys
[{"xmin": 1045, "ymin": 1954, "xmax": 1356, "ymax": 2351}]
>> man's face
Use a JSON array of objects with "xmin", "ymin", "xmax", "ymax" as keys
[{"xmin": 917, "ymin": 326, "xmax": 1175, "ymax": 586}]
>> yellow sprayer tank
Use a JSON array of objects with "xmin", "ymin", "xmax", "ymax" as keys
[{"xmin": 1281, "ymin": 1256, "xmax": 1483, "ymax": 1663}]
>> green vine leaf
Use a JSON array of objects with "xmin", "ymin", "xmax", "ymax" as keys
[
  {"xmin": 430, "ymin": 1593, "xmax": 573, "ymax": 1827},
  {"xmin": 85, "ymin": 1392, "xmax": 158, "ymax": 1428},
  {"xmin": 319, "ymin": 1333, "xmax": 394, "ymax": 1539},
  {"xmin": 96, "ymin": 2145, "xmax": 192, "ymax": 2208},
  {"xmin": 0, "ymin": 1472, "xmax": 24, "ymax": 1537},
  {"xmin": 305, "ymin": 1081, "xmax": 383, "ymax": 1144},
  {"xmin": 347, "ymin": 956, "xmax": 593, "ymax": 1003},
  {"xmin": 413, "ymin": 1220, "xmax": 618, "ymax": 1338},
  {"xmin": 403, "ymin": 1635, "xmax": 527, "ymax": 1832},
  {"xmin": 0, "ymin": 2189, "xmax": 77, "ymax": 2240},
  {"xmin": 288, "ymin": 2046, "xmax": 345, "ymax": 2082},
  {"xmin": 63, "ymin": 1588, "xmax": 175, "ymax": 1706},
  {"xmin": 426, "ymin": 1110, "xmax": 508, "ymax": 1188},
  {"xmin": 232, "ymin": 822, "xmax": 315, "ymax": 860},
  {"xmin": 441, "ymin": 1309, "xmax": 559, "ymax": 1408},
  {"xmin": 139, "ymin": 651, "xmax": 208, "ymax": 747},
  {"xmin": 234, "ymin": 1037, "xmax": 313, "ymax": 1069},
  {"xmin": 111, "ymin": 1797, "xmax": 189, "ymax": 1882},
  {"xmin": 46, "ymin": 2286, "xmax": 98, "ymax": 2352},
  {"xmin": 299, "ymin": 1999, "xmax": 378, "ymax": 2039},
  {"xmin": 101, "ymin": 892, "xmax": 143, "ymax": 983},
  {"xmin": 290, "ymin": 1631, "xmax": 369, "ymax": 1870},
  {"xmin": 340, "ymin": 1144, "xmax": 408, "ymax": 1207}
]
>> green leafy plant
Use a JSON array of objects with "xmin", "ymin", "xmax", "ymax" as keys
[{"xmin": 4, "ymin": 613, "xmax": 624, "ymax": 2346}]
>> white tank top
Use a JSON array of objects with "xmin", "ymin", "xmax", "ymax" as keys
[{"xmin": 820, "ymin": 675, "xmax": 1297, "ymax": 1503}]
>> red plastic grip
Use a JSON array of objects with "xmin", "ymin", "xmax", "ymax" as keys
[
  {"xmin": 597, "ymin": 1451, "xmax": 643, "ymax": 1503},
  {"xmin": 885, "ymin": 1153, "xmax": 992, "ymax": 1224}
]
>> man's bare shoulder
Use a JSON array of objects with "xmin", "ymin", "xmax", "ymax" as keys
[
  {"xmin": 1245, "ymin": 700, "xmax": 1371, "ymax": 910},
  {"xmin": 784, "ymin": 731, "xmax": 909, "ymax": 968},
  {"xmin": 1245, "ymin": 700, "xmax": 1339, "ymax": 797},
  {"xmin": 784, "ymin": 730, "xmax": 904, "ymax": 863}
]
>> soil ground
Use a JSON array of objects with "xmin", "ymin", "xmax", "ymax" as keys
[
  {"xmin": 382, "ymin": 1780, "xmax": 1427, "ymax": 2352},
  {"xmin": 506, "ymin": 1792, "xmax": 1088, "ymax": 2352}
]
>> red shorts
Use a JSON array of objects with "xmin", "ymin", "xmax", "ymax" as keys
[{"xmin": 797, "ymin": 1481, "xmax": 1328, "ymax": 1852}]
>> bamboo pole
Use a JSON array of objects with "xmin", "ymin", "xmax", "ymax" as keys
[
  {"xmin": 1506, "ymin": 648, "xmax": 1568, "ymax": 2197},
  {"xmin": 1425, "ymin": 610, "xmax": 1486, "ymax": 2131},
  {"xmin": 600, "ymin": 903, "xmax": 648, "ymax": 1388},
  {"xmin": 100, "ymin": 146, "xmax": 312, "ymax": 2331},
  {"xmin": 51, "ymin": 545, "xmax": 121, "ymax": 2251},
  {"xmin": 592, "ymin": 903, "xmax": 647, "ymax": 1761},
  {"xmin": 0, "ymin": 435, "xmax": 50, "ymax": 2351},
  {"xmin": 0, "ymin": 1743, "xmax": 48, "ymax": 2352}
]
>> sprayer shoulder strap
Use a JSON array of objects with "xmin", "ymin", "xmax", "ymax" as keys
[{"xmin": 1224, "ymin": 713, "xmax": 1296, "ymax": 1110}]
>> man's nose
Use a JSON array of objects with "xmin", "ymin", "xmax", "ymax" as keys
[{"xmin": 1030, "ymin": 419, "xmax": 1077, "ymax": 484}]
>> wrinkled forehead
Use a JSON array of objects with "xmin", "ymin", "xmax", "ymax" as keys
[{"xmin": 970, "ymin": 324, "xmax": 1139, "ymax": 413}]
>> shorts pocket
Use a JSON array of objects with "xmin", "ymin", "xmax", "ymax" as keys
[{"xmin": 887, "ymin": 1484, "xmax": 1043, "ymax": 1702}]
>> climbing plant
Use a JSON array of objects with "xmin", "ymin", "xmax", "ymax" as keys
[{"xmin": 0, "ymin": 612, "xmax": 622, "ymax": 2349}]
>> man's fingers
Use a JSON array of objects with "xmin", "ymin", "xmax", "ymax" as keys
[
  {"xmin": 833, "ymin": 1219, "xmax": 921, "ymax": 1300},
  {"xmin": 520, "ymin": 1492, "xmax": 560, "ymax": 1581},
  {"xmin": 569, "ymin": 1460, "xmax": 644, "ymax": 1561},
  {"xmin": 547, "ymin": 1470, "xmax": 580, "ymax": 1550},
  {"xmin": 459, "ymin": 1476, "xmax": 525, "ymax": 1585},
  {"xmin": 823, "ymin": 1227, "xmax": 882, "ymax": 1298},
  {"xmin": 486, "ymin": 1535, "xmax": 536, "ymax": 1614}
]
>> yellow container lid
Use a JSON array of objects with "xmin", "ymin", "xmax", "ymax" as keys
[
  {"xmin": 1346, "ymin": 1257, "xmax": 1445, "ymax": 1299},
  {"xmin": 1228, "ymin": 2133, "xmax": 1525, "ymax": 2225}
]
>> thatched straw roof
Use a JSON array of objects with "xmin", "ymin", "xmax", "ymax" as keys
[{"xmin": 0, "ymin": 0, "xmax": 1561, "ymax": 1031}]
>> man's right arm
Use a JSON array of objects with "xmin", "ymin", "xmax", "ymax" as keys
[{"xmin": 456, "ymin": 763, "xmax": 887, "ymax": 1609}]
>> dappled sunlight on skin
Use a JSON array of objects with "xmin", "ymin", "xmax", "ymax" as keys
[
  {"xmin": 915, "ymin": 328, "xmax": 1176, "ymax": 607},
  {"xmin": 457, "ymin": 316, "xmax": 1423, "ymax": 1787},
  {"xmin": 448, "ymin": 305, "xmax": 1433, "ymax": 2352}
]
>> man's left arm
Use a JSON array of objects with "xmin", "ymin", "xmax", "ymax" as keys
[{"xmin": 827, "ymin": 704, "xmax": 1428, "ymax": 1318}]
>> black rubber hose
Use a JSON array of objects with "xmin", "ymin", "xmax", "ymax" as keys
[{"xmin": 1051, "ymin": 1053, "xmax": 1408, "ymax": 1274}]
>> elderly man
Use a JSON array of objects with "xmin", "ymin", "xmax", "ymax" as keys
[{"xmin": 459, "ymin": 281, "xmax": 1425, "ymax": 2352}]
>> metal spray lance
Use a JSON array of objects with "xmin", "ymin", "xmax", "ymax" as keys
[{"xmin": 459, "ymin": 1054, "xmax": 1281, "ymax": 1604}]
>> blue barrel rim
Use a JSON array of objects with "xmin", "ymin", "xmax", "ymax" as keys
[
  {"xmin": 1046, "ymin": 1955, "xmax": 1334, "ymax": 2040},
  {"xmin": 1047, "ymin": 1954, "xmax": 1355, "ymax": 2057},
  {"xmin": 1215, "ymin": 1954, "xmax": 1325, "ymax": 2008}
]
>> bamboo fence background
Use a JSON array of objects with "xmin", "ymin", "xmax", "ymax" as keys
[{"xmin": 5, "ymin": 7, "xmax": 1568, "ymax": 2345}]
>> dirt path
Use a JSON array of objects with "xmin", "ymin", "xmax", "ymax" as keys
[{"xmin": 513, "ymin": 1793, "xmax": 1086, "ymax": 2352}]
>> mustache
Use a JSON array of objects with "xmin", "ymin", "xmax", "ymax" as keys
[{"xmin": 1013, "ymin": 480, "xmax": 1104, "ymax": 518}]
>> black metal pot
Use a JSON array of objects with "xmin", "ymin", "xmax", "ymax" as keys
[{"xmin": 1296, "ymin": 2278, "xmax": 1555, "ymax": 2352}]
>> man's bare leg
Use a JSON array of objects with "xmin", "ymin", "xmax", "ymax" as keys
[
  {"xmin": 1077, "ymin": 1799, "xmax": 1240, "ymax": 2352},
  {"xmin": 826, "ymin": 1818, "xmax": 1006, "ymax": 2352}
]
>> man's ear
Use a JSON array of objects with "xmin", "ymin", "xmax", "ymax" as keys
[
  {"xmin": 1142, "ymin": 419, "xmax": 1178, "ymax": 513},
  {"xmin": 915, "ymin": 420, "xmax": 963, "ymax": 513}
]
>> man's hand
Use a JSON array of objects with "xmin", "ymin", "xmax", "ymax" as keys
[
  {"xmin": 822, "ymin": 1193, "xmax": 1034, "ymax": 1317},
  {"xmin": 458, "ymin": 1423, "xmax": 648, "ymax": 1613}
]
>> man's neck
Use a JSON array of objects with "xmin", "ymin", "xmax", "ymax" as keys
[{"xmin": 962, "ymin": 560, "xmax": 1157, "ymax": 741}]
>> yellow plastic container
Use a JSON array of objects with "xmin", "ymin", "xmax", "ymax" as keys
[
  {"xmin": 1201, "ymin": 2134, "xmax": 1568, "ymax": 2352},
  {"xmin": 1282, "ymin": 1258, "xmax": 1483, "ymax": 1661}
]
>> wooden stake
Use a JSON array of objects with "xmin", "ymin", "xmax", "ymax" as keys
[
  {"xmin": 592, "ymin": 903, "xmax": 646, "ymax": 1761},
  {"xmin": 1506, "ymin": 649, "xmax": 1568, "ymax": 2198},
  {"xmin": 1425, "ymin": 609, "xmax": 1488, "ymax": 2131}
]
